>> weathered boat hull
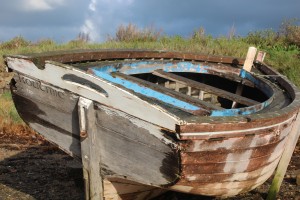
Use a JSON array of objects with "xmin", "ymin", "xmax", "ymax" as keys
[
  {"xmin": 172, "ymin": 113, "xmax": 297, "ymax": 197},
  {"xmin": 5, "ymin": 49, "xmax": 300, "ymax": 198}
]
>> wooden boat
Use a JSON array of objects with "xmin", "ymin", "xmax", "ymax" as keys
[{"xmin": 4, "ymin": 49, "xmax": 300, "ymax": 199}]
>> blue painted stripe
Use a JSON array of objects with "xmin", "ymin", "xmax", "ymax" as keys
[
  {"xmin": 240, "ymin": 69, "xmax": 273, "ymax": 97},
  {"xmin": 211, "ymin": 108, "xmax": 252, "ymax": 116},
  {"xmin": 91, "ymin": 61, "xmax": 209, "ymax": 75},
  {"xmin": 91, "ymin": 69, "xmax": 201, "ymax": 111}
]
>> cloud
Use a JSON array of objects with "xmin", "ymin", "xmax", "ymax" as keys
[
  {"xmin": 88, "ymin": 0, "xmax": 97, "ymax": 11},
  {"xmin": 0, "ymin": 0, "xmax": 299, "ymax": 42},
  {"xmin": 0, "ymin": 0, "xmax": 87, "ymax": 42},
  {"xmin": 80, "ymin": 0, "xmax": 135, "ymax": 41},
  {"xmin": 21, "ymin": 0, "xmax": 66, "ymax": 12}
]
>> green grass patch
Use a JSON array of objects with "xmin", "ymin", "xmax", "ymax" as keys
[{"xmin": 0, "ymin": 91, "xmax": 23, "ymax": 124}]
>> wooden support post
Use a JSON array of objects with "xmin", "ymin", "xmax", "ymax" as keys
[
  {"xmin": 267, "ymin": 111, "xmax": 300, "ymax": 200},
  {"xmin": 199, "ymin": 90, "xmax": 204, "ymax": 100},
  {"xmin": 187, "ymin": 86, "xmax": 192, "ymax": 96},
  {"xmin": 256, "ymin": 51, "xmax": 266, "ymax": 62},
  {"xmin": 232, "ymin": 47, "xmax": 257, "ymax": 108},
  {"xmin": 78, "ymin": 97, "xmax": 104, "ymax": 200}
]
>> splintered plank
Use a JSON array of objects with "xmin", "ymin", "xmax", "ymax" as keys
[
  {"xmin": 152, "ymin": 69, "xmax": 259, "ymax": 106},
  {"xmin": 111, "ymin": 72, "xmax": 222, "ymax": 112}
]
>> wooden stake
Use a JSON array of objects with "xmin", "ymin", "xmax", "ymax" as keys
[
  {"xmin": 267, "ymin": 111, "xmax": 300, "ymax": 200},
  {"xmin": 232, "ymin": 47, "xmax": 257, "ymax": 108},
  {"xmin": 256, "ymin": 51, "xmax": 266, "ymax": 62},
  {"xmin": 243, "ymin": 46, "xmax": 257, "ymax": 72},
  {"xmin": 78, "ymin": 97, "xmax": 104, "ymax": 200}
]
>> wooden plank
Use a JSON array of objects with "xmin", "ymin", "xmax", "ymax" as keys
[
  {"xmin": 181, "ymin": 126, "xmax": 291, "ymax": 152},
  {"xmin": 78, "ymin": 97, "xmax": 103, "ymax": 200},
  {"xmin": 181, "ymin": 150, "xmax": 282, "ymax": 174},
  {"xmin": 112, "ymin": 72, "xmax": 222, "ymax": 112},
  {"xmin": 243, "ymin": 47, "xmax": 257, "ymax": 72},
  {"xmin": 11, "ymin": 73, "xmax": 81, "ymax": 157},
  {"xmin": 7, "ymin": 57, "xmax": 179, "ymax": 131},
  {"xmin": 94, "ymin": 104, "xmax": 180, "ymax": 186},
  {"xmin": 256, "ymin": 51, "xmax": 266, "ymax": 62},
  {"xmin": 152, "ymin": 69, "xmax": 259, "ymax": 106},
  {"xmin": 181, "ymin": 159, "xmax": 279, "ymax": 183},
  {"xmin": 181, "ymin": 137, "xmax": 286, "ymax": 164},
  {"xmin": 103, "ymin": 178, "xmax": 166, "ymax": 199}
]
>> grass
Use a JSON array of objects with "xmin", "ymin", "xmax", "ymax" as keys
[{"xmin": 0, "ymin": 91, "xmax": 23, "ymax": 124}]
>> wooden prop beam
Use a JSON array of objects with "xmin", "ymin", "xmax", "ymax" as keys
[
  {"xmin": 78, "ymin": 97, "xmax": 104, "ymax": 200},
  {"xmin": 232, "ymin": 47, "xmax": 257, "ymax": 108},
  {"xmin": 267, "ymin": 111, "xmax": 300, "ymax": 200}
]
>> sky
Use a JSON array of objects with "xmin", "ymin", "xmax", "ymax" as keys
[{"xmin": 0, "ymin": 0, "xmax": 299, "ymax": 43}]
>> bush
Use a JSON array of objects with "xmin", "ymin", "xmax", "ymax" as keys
[
  {"xmin": 0, "ymin": 36, "xmax": 31, "ymax": 50},
  {"xmin": 112, "ymin": 23, "xmax": 162, "ymax": 42},
  {"xmin": 280, "ymin": 19, "xmax": 300, "ymax": 47},
  {"xmin": 244, "ymin": 29, "xmax": 284, "ymax": 48}
]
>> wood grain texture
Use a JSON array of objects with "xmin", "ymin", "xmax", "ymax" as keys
[
  {"xmin": 78, "ymin": 98, "xmax": 103, "ymax": 200},
  {"xmin": 103, "ymin": 178, "xmax": 166, "ymax": 200},
  {"xmin": 152, "ymin": 69, "xmax": 259, "ymax": 106},
  {"xmin": 11, "ymin": 73, "xmax": 81, "ymax": 157},
  {"xmin": 93, "ymin": 104, "xmax": 180, "ymax": 187},
  {"xmin": 7, "ymin": 58, "xmax": 179, "ymax": 131}
]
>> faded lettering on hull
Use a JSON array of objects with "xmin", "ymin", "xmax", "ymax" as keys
[{"xmin": 15, "ymin": 73, "xmax": 65, "ymax": 99}]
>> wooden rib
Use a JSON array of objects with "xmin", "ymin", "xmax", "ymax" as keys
[
  {"xmin": 152, "ymin": 69, "xmax": 259, "ymax": 106},
  {"xmin": 112, "ymin": 72, "xmax": 222, "ymax": 112}
]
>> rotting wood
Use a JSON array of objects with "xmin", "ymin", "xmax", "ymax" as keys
[
  {"xmin": 152, "ymin": 69, "xmax": 259, "ymax": 106},
  {"xmin": 78, "ymin": 97, "xmax": 103, "ymax": 200}
]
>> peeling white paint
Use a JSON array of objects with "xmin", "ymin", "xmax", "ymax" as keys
[
  {"xmin": 181, "ymin": 114, "xmax": 296, "ymax": 137},
  {"xmin": 7, "ymin": 57, "xmax": 179, "ymax": 131}
]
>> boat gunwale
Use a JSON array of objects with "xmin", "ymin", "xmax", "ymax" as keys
[{"xmin": 5, "ymin": 49, "xmax": 300, "ymax": 130}]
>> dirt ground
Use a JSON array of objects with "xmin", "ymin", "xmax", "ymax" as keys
[{"xmin": 0, "ymin": 129, "xmax": 299, "ymax": 200}]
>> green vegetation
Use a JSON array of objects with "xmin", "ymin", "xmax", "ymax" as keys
[
  {"xmin": 0, "ymin": 19, "xmax": 299, "ymax": 125},
  {"xmin": 0, "ymin": 91, "xmax": 23, "ymax": 124}
]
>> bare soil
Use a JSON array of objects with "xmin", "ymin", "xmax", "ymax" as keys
[{"xmin": 0, "ymin": 127, "xmax": 299, "ymax": 200}]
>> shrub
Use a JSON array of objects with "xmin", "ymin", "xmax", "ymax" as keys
[
  {"xmin": 280, "ymin": 19, "xmax": 300, "ymax": 47},
  {"xmin": 244, "ymin": 29, "xmax": 284, "ymax": 48},
  {"xmin": 0, "ymin": 36, "xmax": 31, "ymax": 50},
  {"xmin": 112, "ymin": 23, "xmax": 162, "ymax": 42}
]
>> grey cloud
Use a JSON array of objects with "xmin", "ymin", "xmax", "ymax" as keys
[{"xmin": 0, "ymin": 0, "xmax": 299, "ymax": 42}]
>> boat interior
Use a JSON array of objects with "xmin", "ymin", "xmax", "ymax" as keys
[{"xmin": 68, "ymin": 58, "xmax": 291, "ymax": 118}]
